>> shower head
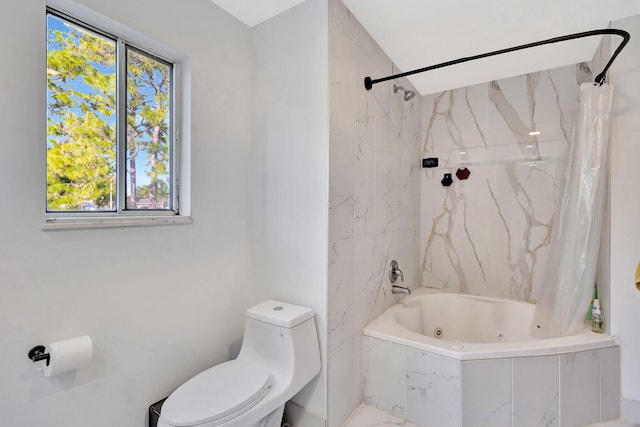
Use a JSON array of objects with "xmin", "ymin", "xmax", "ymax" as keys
[{"xmin": 393, "ymin": 84, "xmax": 416, "ymax": 101}]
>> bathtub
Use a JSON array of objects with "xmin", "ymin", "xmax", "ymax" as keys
[
  {"xmin": 362, "ymin": 288, "xmax": 620, "ymax": 426},
  {"xmin": 364, "ymin": 287, "xmax": 616, "ymax": 360}
]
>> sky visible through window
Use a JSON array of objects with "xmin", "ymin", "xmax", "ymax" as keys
[{"xmin": 46, "ymin": 13, "xmax": 171, "ymax": 212}]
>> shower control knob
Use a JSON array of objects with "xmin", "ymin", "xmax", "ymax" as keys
[
  {"xmin": 456, "ymin": 167, "xmax": 471, "ymax": 180},
  {"xmin": 441, "ymin": 173, "xmax": 453, "ymax": 187}
]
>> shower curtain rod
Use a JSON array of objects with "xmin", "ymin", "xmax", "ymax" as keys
[{"xmin": 364, "ymin": 29, "xmax": 630, "ymax": 91}]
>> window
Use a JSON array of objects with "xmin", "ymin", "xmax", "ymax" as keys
[{"xmin": 46, "ymin": 9, "xmax": 177, "ymax": 218}]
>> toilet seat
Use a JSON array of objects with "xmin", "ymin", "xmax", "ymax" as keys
[{"xmin": 161, "ymin": 359, "xmax": 272, "ymax": 427}]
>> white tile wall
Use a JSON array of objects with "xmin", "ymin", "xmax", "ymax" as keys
[
  {"xmin": 329, "ymin": 3, "xmax": 620, "ymax": 427},
  {"xmin": 351, "ymin": 332, "xmax": 364, "ymax": 409},
  {"xmin": 354, "ymin": 235, "xmax": 376, "ymax": 329},
  {"xmin": 405, "ymin": 349, "xmax": 462, "ymax": 427},
  {"xmin": 329, "ymin": 338, "xmax": 356, "ymax": 427},
  {"xmin": 362, "ymin": 336, "xmax": 406, "ymax": 418},
  {"xmin": 420, "ymin": 64, "xmax": 586, "ymax": 301},
  {"xmin": 355, "ymin": 141, "xmax": 376, "ymax": 236},
  {"xmin": 462, "ymin": 359, "xmax": 512, "ymax": 427},
  {"xmin": 355, "ymin": 30, "xmax": 377, "ymax": 148},
  {"xmin": 328, "ymin": 239, "xmax": 355, "ymax": 352},
  {"xmin": 329, "ymin": 14, "xmax": 357, "ymax": 139},
  {"xmin": 329, "ymin": 129, "xmax": 355, "ymax": 242},
  {"xmin": 601, "ymin": 347, "xmax": 622, "ymax": 422},
  {"xmin": 328, "ymin": 0, "xmax": 422, "ymax": 426},
  {"xmin": 561, "ymin": 350, "xmax": 601, "ymax": 427},
  {"xmin": 360, "ymin": 344, "xmax": 619, "ymax": 427},
  {"xmin": 513, "ymin": 355, "xmax": 559, "ymax": 427}
]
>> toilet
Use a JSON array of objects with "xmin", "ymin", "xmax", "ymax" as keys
[{"xmin": 157, "ymin": 300, "xmax": 321, "ymax": 427}]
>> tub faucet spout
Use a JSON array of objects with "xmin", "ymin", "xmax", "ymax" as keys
[{"xmin": 392, "ymin": 285, "xmax": 411, "ymax": 295}]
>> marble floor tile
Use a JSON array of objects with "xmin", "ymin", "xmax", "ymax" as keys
[
  {"xmin": 341, "ymin": 403, "xmax": 419, "ymax": 427},
  {"xmin": 340, "ymin": 404, "xmax": 638, "ymax": 427},
  {"xmin": 588, "ymin": 420, "xmax": 640, "ymax": 427}
]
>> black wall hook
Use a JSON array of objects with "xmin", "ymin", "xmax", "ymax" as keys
[{"xmin": 28, "ymin": 345, "xmax": 50, "ymax": 366}]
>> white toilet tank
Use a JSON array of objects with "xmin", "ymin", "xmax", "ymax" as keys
[{"xmin": 238, "ymin": 300, "xmax": 321, "ymax": 392}]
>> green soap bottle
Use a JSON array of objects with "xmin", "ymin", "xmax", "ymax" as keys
[{"xmin": 591, "ymin": 299, "xmax": 604, "ymax": 333}]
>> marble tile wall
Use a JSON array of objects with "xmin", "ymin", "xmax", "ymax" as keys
[
  {"xmin": 362, "ymin": 336, "xmax": 620, "ymax": 427},
  {"xmin": 329, "ymin": 3, "xmax": 612, "ymax": 425},
  {"xmin": 420, "ymin": 63, "xmax": 596, "ymax": 301},
  {"xmin": 328, "ymin": 0, "xmax": 422, "ymax": 425}
]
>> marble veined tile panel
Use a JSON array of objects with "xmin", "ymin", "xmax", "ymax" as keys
[
  {"xmin": 362, "ymin": 336, "xmax": 406, "ymax": 418},
  {"xmin": 329, "ymin": 338, "xmax": 356, "ymax": 427},
  {"xmin": 405, "ymin": 349, "xmax": 461, "ymax": 427},
  {"xmin": 330, "ymin": 15, "xmax": 357, "ymax": 139},
  {"xmin": 461, "ymin": 359, "xmax": 512, "ymax": 427},
  {"xmin": 513, "ymin": 355, "xmax": 559, "ymax": 427},
  {"xmin": 328, "ymin": 239, "xmax": 355, "ymax": 352},
  {"xmin": 355, "ymin": 140, "xmax": 376, "ymax": 237},
  {"xmin": 420, "ymin": 64, "xmax": 585, "ymax": 301},
  {"xmin": 560, "ymin": 350, "xmax": 600, "ymax": 427},
  {"xmin": 601, "ymin": 346, "xmax": 621, "ymax": 422},
  {"xmin": 329, "ymin": 129, "xmax": 355, "ymax": 242},
  {"xmin": 329, "ymin": 0, "xmax": 356, "ymax": 40}
]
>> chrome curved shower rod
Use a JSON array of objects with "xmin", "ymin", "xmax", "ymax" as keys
[{"xmin": 364, "ymin": 29, "xmax": 630, "ymax": 91}]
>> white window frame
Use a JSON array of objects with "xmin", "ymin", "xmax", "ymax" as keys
[{"xmin": 43, "ymin": 3, "xmax": 191, "ymax": 230}]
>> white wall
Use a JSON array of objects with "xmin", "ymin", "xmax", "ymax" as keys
[
  {"xmin": 0, "ymin": 1, "xmax": 267, "ymax": 426},
  {"xmin": 609, "ymin": 14, "xmax": 640, "ymax": 419},
  {"xmin": 251, "ymin": 0, "xmax": 330, "ymax": 420}
]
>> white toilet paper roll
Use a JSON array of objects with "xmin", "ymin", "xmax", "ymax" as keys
[{"xmin": 43, "ymin": 335, "xmax": 93, "ymax": 377}]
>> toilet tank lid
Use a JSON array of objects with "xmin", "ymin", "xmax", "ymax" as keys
[{"xmin": 246, "ymin": 300, "xmax": 314, "ymax": 328}]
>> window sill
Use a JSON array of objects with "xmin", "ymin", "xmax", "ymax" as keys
[{"xmin": 42, "ymin": 215, "xmax": 193, "ymax": 230}]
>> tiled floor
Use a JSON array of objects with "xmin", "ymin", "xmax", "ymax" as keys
[
  {"xmin": 342, "ymin": 404, "xmax": 418, "ymax": 426},
  {"xmin": 342, "ymin": 403, "xmax": 639, "ymax": 427},
  {"xmin": 590, "ymin": 421, "xmax": 640, "ymax": 427}
]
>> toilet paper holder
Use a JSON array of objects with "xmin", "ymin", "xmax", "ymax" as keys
[{"xmin": 28, "ymin": 345, "xmax": 51, "ymax": 366}]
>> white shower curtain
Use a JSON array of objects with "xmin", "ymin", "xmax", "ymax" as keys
[{"xmin": 533, "ymin": 82, "xmax": 613, "ymax": 337}]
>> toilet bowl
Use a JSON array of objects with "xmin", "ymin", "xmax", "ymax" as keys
[{"xmin": 157, "ymin": 300, "xmax": 321, "ymax": 427}]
